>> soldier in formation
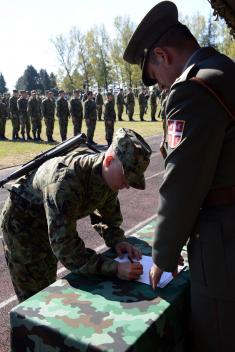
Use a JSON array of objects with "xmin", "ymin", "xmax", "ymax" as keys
[
  {"xmin": 69, "ymin": 89, "xmax": 83, "ymax": 136},
  {"xmin": 17, "ymin": 90, "xmax": 32, "ymax": 140},
  {"xmin": 27, "ymin": 90, "xmax": 42, "ymax": 141},
  {"xmin": 0, "ymin": 96, "xmax": 8, "ymax": 140},
  {"xmin": 103, "ymin": 92, "xmax": 116, "ymax": 146},
  {"xmin": 95, "ymin": 88, "xmax": 104, "ymax": 121},
  {"xmin": 56, "ymin": 90, "xmax": 70, "ymax": 141},
  {"xmin": 116, "ymin": 88, "xmax": 125, "ymax": 121},
  {"xmin": 126, "ymin": 88, "xmax": 135, "ymax": 121},
  {"xmin": 150, "ymin": 88, "xmax": 157, "ymax": 121},
  {"xmin": 9, "ymin": 90, "xmax": 20, "ymax": 140},
  {"xmin": 41, "ymin": 91, "xmax": 55, "ymax": 143},
  {"xmin": 138, "ymin": 87, "xmax": 146, "ymax": 121},
  {"xmin": 84, "ymin": 91, "xmax": 97, "ymax": 145}
]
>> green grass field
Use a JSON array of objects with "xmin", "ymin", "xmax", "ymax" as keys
[{"xmin": 0, "ymin": 109, "xmax": 163, "ymax": 168}]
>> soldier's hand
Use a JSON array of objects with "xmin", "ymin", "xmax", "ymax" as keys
[
  {"xmin": 117, "ymin": 262, "xmax": 143, "ymax": 280},
  {"xmin": 115, "ymin": 242, "xmax": 142, "ymax": 260},
  {"xmin": 149, "ymin": 263, "xmax": 163, "ymax": 289}
]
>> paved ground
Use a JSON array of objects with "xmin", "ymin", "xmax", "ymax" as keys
[{"xmin": 0, "ymin": 134, "xmax": 164, "ymax": 352}]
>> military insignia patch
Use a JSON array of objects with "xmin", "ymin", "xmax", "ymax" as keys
[{"xmin": 168, "ymin": 120, "xmax": 185, "ymax": 148}]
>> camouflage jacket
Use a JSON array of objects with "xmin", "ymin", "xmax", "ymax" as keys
[
  {"xmin": 84, "ymin": 99, "xmax": 97, "ymax": 120},
  {"xmin": 41, "ymin": 98, "xmax": 55, "ymax": 118},
  {"xmin": 150, "ymin": 92, "xmax": 157, "ymax": 106},
  {"xmin": 69, "ymin": 98, "xmax": 83, "ymax": 118},
  {"xmin": 0, "ymin": 101, "xmax": 7, "ymax": 119},
  {"xmin": 9, "ymin": 96, "xmax": 18, "ymax": 116},
  {"xmin": 103, "ymin": 101, "xmax": 116, "ymax": 121},
  {"xmin": 17, "ymin": 97, "xmax": 28, "ymax": 114},
  {"xmin": 56, "ymin": 97, "xmax": 70, "ymax": 118},
  {"xmin": 116, "ymin": 92, "xmax": 125, "ymax": 106},
  {"xmin": 95, "ymin": 93, "xmax": 104, "ymax": 106},
  {"xmin": 27, "ymin": 97, "xmax": 42, "ymax": 117},
  {"xmin": 138, "ymin": 92, "xmax": 146, "ymax": 105},
  {"xmin": 126, "ymin": 92, "xmax": 135, "ymax": 105},
  {"xmin": 10, "ymin": 150, "xmax": 126, "ymax": 276}
]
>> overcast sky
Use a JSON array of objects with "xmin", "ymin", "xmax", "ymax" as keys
[{"xmin": 0, "ymin": 0, "xmax": 212, "ymax": 90}]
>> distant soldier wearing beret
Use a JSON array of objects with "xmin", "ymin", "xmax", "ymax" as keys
[
  {"xmin": 56, "ymin": 90, "xmax": 70, "ymax": 141},
  {"xmin": 0, "ymin": 128, "xmax": 151, "ymax": 302},
  {"xmin": 69, "ymin": 89, "xmax": 83, "ymax": 136},
  {"xmin": 103, "ymin": 92, "xmax": 116, "ymax": 146},
  {"xmin": 125, "ymin": 88, "xmax": 135, "ymax": 121},
  {"xmin": 116, "ymin": 88, "xmax": 125, "ymax": 121},
  {"xmin": 95, "ymin": 88, "xmax": 104, "ymax": 121},
  {"xmin": 41, "ymin": 91, "xmax": 56, "ymax": 143},
  {"xmin": 17, "ymin": 90, "xmax": 32, "ymax": 141},
  {"xmin": 124, "ymin": 1, "xmax": 235, "ymax": 351},
  {"xmin": 84, "ymin": 91, "xmax": 97, "ymax": 145},
  {"xmin": 27, "ymin": 90, "xmax": 42, "ymax": 141},
  {"xmin": 9, "ymin": 90, "xmax": 20, "ymax": 140}
]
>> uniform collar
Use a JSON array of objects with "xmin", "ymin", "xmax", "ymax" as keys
[{"xmin": 182, "ymin": 47, "xmax": 218, "ymax": 73}]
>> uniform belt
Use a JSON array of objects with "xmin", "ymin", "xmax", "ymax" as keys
[{"xmin": 203, "ymin": 185, "xmax": 235, "ymax": 207}]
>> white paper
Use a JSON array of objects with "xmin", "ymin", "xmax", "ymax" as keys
[{"xmin": 115, "ymin": 254, "xmax": 184, "ymax": 288}]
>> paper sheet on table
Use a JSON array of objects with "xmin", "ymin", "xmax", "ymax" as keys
[{"xmin": 115, "ymin": 254, "xmax": 184, "ymax": 288}]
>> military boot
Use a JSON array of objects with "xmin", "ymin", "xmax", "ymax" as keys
[
  {"xmin": 27, "ymin": 133, "xmax": 33, "ymax": 141},
  {"xmin": 37, "ymin": 132, "xmax": 42, "ymax": 141},
  {"xmin": 21, "ymin": 133, "xmax": 25, "ymax": 141},
  {"xmin": 33, "ymin": 131, "xmax": 37, "ymax": 141},
  {"xmin": 12, "ymin": 132, "xmax": 16, "ymax": 141}
]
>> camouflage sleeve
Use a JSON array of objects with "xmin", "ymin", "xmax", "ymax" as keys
[
  {"xmin": 27, "ymin": 100, "xmax": 32, "ymax": 116},
  {"xmin": 56, "ymin": 100, "xmax": 60, "ymax": 117},
  {"xmin": 43, "ymin": 181, "xmax": 118, "ymax": 277},
  {"xmin": 90, "ymin": 193, "xmax": 126, "ymax": 248},
  {"xmin": 41, "ymin": 100, "xmax": 46, "ymax": 117},
  {"xmin": 84, "ymin": 101, "xmax": 89, "ymax": 119}
]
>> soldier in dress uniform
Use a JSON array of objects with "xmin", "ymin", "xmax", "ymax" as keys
[
  {"xmin": 123, "ymin": 1, "xmax": 235, "ymax": 351},
  {"xmin": 56, "ymin": 90, "xmax": 70, "ymax": 141},
  {"xmin": 116, "ymin": 88, "xmax": 125, "ymax": 121},
  {"xmin": 84, "ymin": 91, "xmax": 97, "ymax": 145},
  {"xmin": 9, "ymin": 90, "xmax": 20, "ymax": 140},
  {"xmin": 95, "ymin": 88, "xmax": 104, "ymax": 121},
  {"xmin": 27, "ymin": 90, "xmax": 42, "ymax": 141},
  {"xmin": 17, "ymin": 90, "xmax": 32, "ymax": 141},
  {"xmin": 41, "ymin": 91, "xmax": 56, "ymax": 143},
  {"xmin": 69, "ymin": 89, "xmax": 83, "ymax": 136},
  {"xmin": 103, "ymin": 92, "xmax": 116, "ymax": 146}
]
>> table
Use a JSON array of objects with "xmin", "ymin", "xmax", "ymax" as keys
[{"xmin": 10, "ymin": 220, "xmax": 190, "ymax": 352}]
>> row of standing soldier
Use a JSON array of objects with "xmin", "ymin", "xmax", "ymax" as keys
[{"xmin": 0, "ymin": 86, "xmax": 164, "ymax": 146}]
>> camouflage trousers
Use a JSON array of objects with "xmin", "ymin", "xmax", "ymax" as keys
[
  {"xmin": 117, "ymin": 105, "xmax": 124, "ymax": 120},
  {"xmin": 30, "ymin": 115, "xmax": 42, "ymax": 134},
  {"xmin": 127, "ymin": 104, "xmax": 134, "ymax": 121},
  {"xmin": 104, "ymin": 120, "xmax": 115, "ymax": 144},
  {"xmin": 0, "ymin": 193, "xmax": 58, "ymax": 302},
  {"xmin": 58, "ymin": 115, "xmax": 69, "ymax": 141},
  {"xmin": 44, "ymin": 116, "xmax": 54, "ymax": 140},
  {"xmin": 139, "ymin": 104, "xmax": 145, "ymax": 121},
  {"xmin": 72, "ymin": 116, "xmax": 83, "ymax": 136},
  {"xmin": 11, "ymin": 114, "xmax": 20, "ymax": 136},
  {"xmin": 85, "ymin": 118, "xmax": 97, "ymax": 143},
  {"xmin": 19, "ymin": 113, "xmax": 31, "ymax": 136},
  {"xmin": 96, "ymin": 105, "xmax": 103, "ymax": 121},
  {"xmin": 0, "ymin": 117, "xmax": 7, "ymax": 138},
  {"xmin": 151, "ymin": 105, "xmax": 157, "ymax": 121}
]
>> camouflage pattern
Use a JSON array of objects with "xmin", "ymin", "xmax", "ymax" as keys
[
  {"xmin": 150, "ymin": 90, "xmax": 157, "ymax": 121},
  {"xmin": 126, "ymin": 90, "xmax": 135, "ymax": 121},
  {"xmin": 27, "ymin": 96, "xmax": 42, "ymax": 138},
  {"xmin": 10, "ymin": 219, "xmax": 190, "ymax": 352},
  {"xmin": 56, "ymin": 97, "xmax": 70, "ymax": 141},
  {"xmin": 103, "ymin": 100, "xmax": 116, "ymax": 145},
  {"xmin": 0, "ymin": 100, "xmax": 8, "ymax": 139},
  {"xmin": 17, "ymin": 96, "xmax": 31, "ymax": 138},
  {"xmin": 41, "ymin": 97, "xmax": 55, "ymax": 141},
  {"xmin": 112, "ymin": 128, "xmax": 152, "ymax": 190},
  {"xmin": 9, "ymin": 95, "xmax": 20, "ymax": 139},
  {"xmin": 69, "ymin": 97, "xmax": 83, "ymax": 135},
  {"xmin": 0, "ymin": 149, "xmax": 127, "ymax": 302},
  {"xmin": 116, "ymin": 91, "xmax": 125, "ymax": 121},
  {"xmin": 84, "ymin": 99, "xmax": 97, "ymax": 143},
  {"xmin": 95, "ymin": 92, "xmax": 104, "ymax": 121},
  {"xmin": 138, "ymin": 91, "xmax": 146, "ymax": 121}
]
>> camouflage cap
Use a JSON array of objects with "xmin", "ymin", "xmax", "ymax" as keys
[{"xmin": 112, "ymin": 128, "xmax": 152, "ymax": 190}]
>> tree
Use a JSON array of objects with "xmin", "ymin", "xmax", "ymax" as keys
[
  {"xmin": 38, "ymin": 69, "xmax": 51, "ymax": 92},
  {"xmin": 0, "ymin": 73, "xmax": 7, "ymax": 94},
  {"xmin": 15, "ymin": 65, "xmax": 40, "ymax": 91},
  {"xmin": 49, "ymin": 73, "xmax": 57, "ymax": 88}
]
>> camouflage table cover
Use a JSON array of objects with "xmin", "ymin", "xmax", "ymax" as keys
[{"xmin": 10, "ymin": 220, "xmax": 190, "ymax": 352}]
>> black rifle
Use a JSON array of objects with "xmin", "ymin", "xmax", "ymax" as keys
[{"xmin": 0, "ymin": 133, "xmax": 100, "ymax": 188}]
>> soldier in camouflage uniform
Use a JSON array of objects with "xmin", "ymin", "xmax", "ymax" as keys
[
  {"xmin": 56, "ymin": 90, "xmax": 70, "ymax": 141},
  {"xmin": 103, "ymin": 93, "xmax": 116, "ymax": 146},
  {"xmin": 84, "ymin": 91, "xmax": 97, "ymax": 145},
  {"xmin": 0, "ymin": 97, "xmax": 8, "ymax": 140},
  {"xmin": 0, "ymin": 128, "xmax": 151, "ymax": 302},
  {"xmin": 95, "ymin": 88, "xmax": 104, "ymax": 121},
  {"xmin": 27, "ymin": 90, "xmax": 42, "ymax": 141},
  {"xmin": 41, "ymin": 91, "xmax": 55, "ymax": 142},
  {"xmin": 2, "ymin": 93, "xmax": 10, "ymax": 119},
  {"xmin": 9, "ymin": 90, "xmax": 20, "ymax": 140},
  {"xmin": 116, "ymin": 88, "xmax": 125, "ymax": 121},
  {"xmin": 69, "ymin": 89, "xmax": 83, "ymax": 136},
  {"xmin": 138, "ymin": 87, "xmax": 146, "ymax": 121},
  {"xmin": 150, "ymin": 88, "xmax": 157, "ymax": 121},
  {"xmin": 17, "ymin": 90, "xmax": 32, "ymax": 140},
  {"xmin": 126, "ymin": 88, "xmax": 135, "ymax": 121}
]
